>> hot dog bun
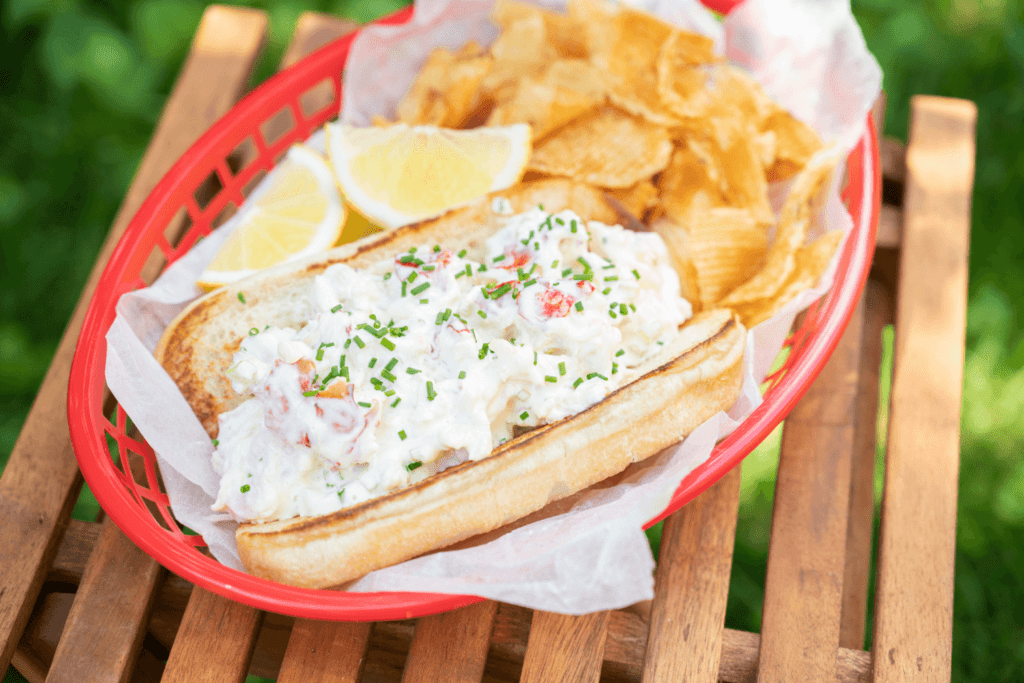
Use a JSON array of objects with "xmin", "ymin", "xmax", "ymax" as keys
[{"xmin": 156, "ymin": 179, "xmax": 745, "ymax": 589}]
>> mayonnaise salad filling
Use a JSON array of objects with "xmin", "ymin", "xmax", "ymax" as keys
[{"xmin": 213, "ymin": 207, "xmax": 692, "ymax": 522}]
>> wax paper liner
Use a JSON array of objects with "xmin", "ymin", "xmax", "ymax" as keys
[{"xmin": 104, "ymin": 0, "xmax": 881, "ymax": 614}]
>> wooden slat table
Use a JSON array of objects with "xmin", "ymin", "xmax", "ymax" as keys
[{"xmin": 0, "ymin": 8, "xmax": 976, "ymax": 683}]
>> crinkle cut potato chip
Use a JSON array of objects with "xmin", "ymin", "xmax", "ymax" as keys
[
  {"xmin": 527, "ymin": 107, "xmax": 672, "ymax": 188},
  {"xmin": 487, "ymin": 63, "xmax": 604, "ymax": 140},
  {"xmin": 655, "ymin": 30, "xmax": 721, "ymax": 120},
  {"xmin": 482, "ymin": 13, "xmax": 558, "ymax": 100},
  {"xmin": 606, "ymin": 179, "xmax": 659, "ymax": 220},
  {"xmin": 396, "ymin": 41, "xmax": 493, "ymax": 128},
  {"xmin": 731, "ymin": 229, "xmax": 845, "ymax": 327},
  {"xmin": 652, "ymin": 218, "xmax": 701, "ymax": 309},
  {"xmin": 762, "ymin": 108, "xmax": 823, "ymax": 182},
  {"xmin": 658, "ymin": 145, "xmax": 724, "ymax": 227},
  {"xmin": 576, "ymin": 0, "xmax": 683, "ymax": 127},
  {"xmin": 492, "ymin": 0, "xmax": 588, "ymax": 59},
  {"xmin": 686, "ymin": 207, "xmax": 768, "ymax": 308},
  {"xmin": 719, "ymin": 153, "xmax": 839, "ymax": 307}
]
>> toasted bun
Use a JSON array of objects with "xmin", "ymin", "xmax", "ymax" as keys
[{"xmin": 156, "ymin": 178, "xmax": 745, "ymax": 589}]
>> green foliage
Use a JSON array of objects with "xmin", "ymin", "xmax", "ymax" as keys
[{"xmin": 1, "ymin": 1, "xmax": 1023, "ymax": 681}]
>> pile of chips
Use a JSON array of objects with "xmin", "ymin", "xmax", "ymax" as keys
[{"xmin": 381, "ymin": 0, "xmax": 846, "ymax": 327}]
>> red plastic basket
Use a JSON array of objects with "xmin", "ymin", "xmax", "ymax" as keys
[{"xmin": 68, "ymin": 3, "xmax": 879, "ymax": 621}]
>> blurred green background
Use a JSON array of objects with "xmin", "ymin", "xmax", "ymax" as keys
[{"xmin": 2, "ymin": 0, "xmax": 1023, "ymax": 681}]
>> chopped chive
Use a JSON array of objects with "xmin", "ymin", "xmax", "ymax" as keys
[
  {"xmin": 398, "ymin": 430, "xmax": 407, "ymax": 441},
  {"xmin": 459, "ymin": 370, "xmax": 466, "ymax": 379},
  {"xmin": 616, "ymin": 349, "xmax": 625, "ymax": 357},
  {"xmin": 620, "ymin": 303, "xmax": 628, "ymax": 315},
  {"xmin": 558, "ymin": 361, "xmax": 566, "ymax": 376},
  {"xmin": 443, "ymin": 308, "xmax": 452, "ymax": 321},
  {"xmin": 534, "ymin": 242, "xmax": 539, "ymax": 250},
  {"xmin": 407, "ymin": 271, "xmax": 418, "ymax": 283},
  {"xmin": 368, "ymin": 358, "xmax": 377, "ymax": 368},
  {"xmin": 561, "ymin": 268, "xmax": 572, "ymax": 277},
  {"xmin": 477, "ymin": 310, "xmax": 487, "ymax": 320},
  {"xmin": 406, "ymin": 367, "xmax": 421, "ymax": 375},
  {"xmin": 410, "ymin": 282, "xmax": 430, "ymax": 295},
  {"xmin": 331, "ymin": 304, "xmax": 343, "ymax": 313},
  {"xmin": 458, "ymin": 249, "xmax": 467, "ymax": 258},
  {"xmin": 433, "ymin": 245, "xmax": 441, "ymax": 252},
  {"xmin": 587, "ymin": 372, "xmax": 598, "ymax": 379},
  {"xmin": 358, "ymin": 401, "xmax": 371, "ymax": 408},
  {"xmin": 344, "ymin": 339, "xmax": 351, "ymax": 349},
  {"xmin": 603, "ymin": 264, "xmax": 615, "ymax": 270},
  {"xmin": 602, "ymin": 287, "xmax": 612, "ymax": 295},
  {"xmin": 478, "ymin": 264, "xmax": 487, "ymax": 272},
  {"xmin": 573, "ymin": 377, "xmax": 584, "ymax": 389},
  {"xmin": 353, "ymin": 336, "xmax": 365, "ymax": 348},
  {"xmin": 520, "ymin": 411, "xmax": 529, "ymax": 420},
  {"xmin": 633, "ymin": 269, "xmax": 641, "ymax": 280},
  {"xmin": 577, "ymin": 257, "xmax": 591, "ymax": 270},
  {"xmin": 212, "ymin": 439, "xmax": 219, "ymax": 447},
  {"xmin": 426, "ymin": 381, "xmax": 436, "ymax": 401},
  {"xmin": 629, "ymin": 303, "xmax": 636, "ymax": 312},
  {"xmin": 303, "ymin": 390, "xmax": 318, "ymax": 397},
  {"xmin": 435, "ymin": 311, "xmax": 444, "ymax": 325},
  {"xmin": 399, "ymin": 254, "xmax": 415, "ymax": 263},
  {"xmin": 612, "ymin": 362, "xmax": 619, "ymax": 374},
  {"xmin": 338, "ymin": 488, "xmax": 345, "ymax": 499},
  {"xmin": 478, "ymin": 344, "xmax": 489, "ymax": 360},
  {"xmin": 383, "ymin": 272, "xmax": 392, "ymax": 280},
  {"xmin": 359, "ymin": 323, "xmax": 385, "ymax": 338},
  {"xmin": 420, "ymin": 299, "xmax": 429, "ymax": 304},
  {"xmin": 340, "ymin": 366, "xmax": 349, "ymax": 380},
  {"xmin": 385, "ymin": 389, "xmax": 396, "ymax": 397},
  {"xmin": 604, "ymin": 276, "xmax": 619, "ymax": 282},
  {"xmin": 391, "ymin": 397, "xmax": 401, "ymax": 408},
  {"xmin": 596, "ymin": 373, "xmax": 608, "ymax": 380},
  {"xmin": 465, "ymin": 264, "xmax": 472, "ymax": 277},
  {"xmin": 570, "ymin": 220, "xmax": 577, "ymax": 233},
  {"xmin": 406, "ymin": 461, "xmax": 422, "ymax": 471},
  {"xmin": 385, "ymin": 358, "xmax": 398, "ymax": 372},
  {"xmin": 455, "ymin": 270, "xmax": 466, "ymax": 279},
  {"xmin": 551, "ymin": 260, "xmax": 559, "ymax": 268},
  {"xmin": 545, "ymin": 375, "xmax": 558, "ymax": 383},
  {"xmin": 316, "ymin": 348, "xmax": 325, "ymax": 361},
  {"xmin": 401, "ymin": 281, "xmax": 407, "ymax": 297},
  {"xmin": 423, "ymin": 265, "xmax": 435, "ymax": 271},
  {"xmin": 658, "ymin": 341, "xmax": 664, "ymax": 345},
  {"xmin": 381, "ymin": 338, "xmax": 396, "ymax": 351},
  {"xmin": 555, "ymin": 217, "xmax": 564, "ymax": 225},
  {"xmin": 492, "ymin": 254, "xmax": 506, "ymax": 263},
  {"xmin": 409, "ymin": 247, "xmax": 417, "ymax": 254},
  {"xmin": 609, "ymin": 311, "xmax": 618, "ymax": 319},
  {"xmin": 523, "ymin": 279, "xmax": 537, "ymax": 287},
  {"xmin": 575, "ymin": 301, "xmax": 583, "ymax": 312},
  {"xmin": 241, "ymin": 484, "xmax": 250, "ymax": 493},
  {"xmin": 534, "ymin": 351, "xmax": 538, "ymax": 365},
  {"xmin": 518, "ymin": 267, "xmax": 527, "ymax": 281},
  {"xmin": 249, "ymin": 327, "xmax": 258, "ymax": 336},
  {"xmin": 572, "ymin": 273, "xmax": 592, "ymax": 281},
  {"xmin": 237, "ymin": 292, "xmax": 246, "ymax": 303},
  {"xmin": 490, "ymin": 283, "xmax": 511, "ymax": 299}
]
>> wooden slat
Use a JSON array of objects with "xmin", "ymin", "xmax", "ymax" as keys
[
  {"xmin": 757, "ymin": 295, "xmax": 866, "ymax": 682},
  {"xmin": 401, "ymin": 601, "xmax": 498, "ymax": 683},
  {"xmin": 160, "ymin": 588, "xmax": 263, "ymax": 683},
  {"xmin": 641, "ymin": 466, "xmax": 741, "ymax": 683},
  {"xmin": 282, "ymin": 12, "xmax": 359, "ymax": 69},
  {"xmin": 880, "ymin": 137, "xmax": 906, "ymax": 185},
  {"xmin": 839, "ymin": 280, "xmax": 892, "ymax": 650},
  {"xmin": 871, "ymin": 96, "xmax": 975, "ymax": 682},
  {"xmin": 276, "ymin": 620, "xmax": 372, "ymax": 683},
  {"xmin": 520, "ymin": 610, "xmax": 610, "ymax": 683},
  {"xmin": 0, "ymin": 5, "xmax": 267, "ymax": 677},
  {"xmin": 44, "ymin": 520, "xmax": 163, "ymax": 683}
]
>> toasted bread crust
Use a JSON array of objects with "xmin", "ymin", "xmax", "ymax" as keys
[{"xmin": 156, "ymin": 179, "xmax": 746, "ymax": 588}]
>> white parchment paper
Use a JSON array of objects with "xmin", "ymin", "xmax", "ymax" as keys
[{"xmin": 105, "ymin": 0, "xmax": 880, "ymax": 614}]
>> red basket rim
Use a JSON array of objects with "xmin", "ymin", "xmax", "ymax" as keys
[{"xmin": 68, "ymin": 2, "xmax": 880, "ymax": 621}]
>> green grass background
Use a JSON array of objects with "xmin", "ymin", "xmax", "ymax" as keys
[{"xmin": 3, "ymin": 0, "xmax": 1024, "ymax": 680}]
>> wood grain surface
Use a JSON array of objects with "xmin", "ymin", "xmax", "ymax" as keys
[
  {"xmin": 44, "ymin": 519, "xmax": 164, "ymax": 683},
  {"xmin": 871, "ymin": 96, "xmax": 975, "ymax": 683},
  {"xmin": 401, "ymin": 601, "xmax": 498, "ymax": 683},
  {"xmin": 757, "ymin": 294, "xmax": 866, "ymax": 682},
  {"xmin": 277, "ymin": 619, "xmax": 372, "ymax": 683},
  {"xmin": 0, "ymin": 5, "xmax": 267, "ymax": 678},
  {"xmin": 641, "ymin": 466, "xmax": 741, "ymax": 683},
  {"xmin": 520, "ymin": 610, "xmax": 611, "ymax": 683}
]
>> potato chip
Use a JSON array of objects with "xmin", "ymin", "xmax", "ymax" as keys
[
  {"xmin": 527, "ymin": 107, "xmax": 672, "ymax": 188},
  {"xmin": 576, "ymin": 0, "xmax": 682, "ymax": 127},
  {"xmin": 717, "ymin": 128, "xmax": 774, "ymax": 225},
  {"xmin": 658, "ymin": 145, "xmax": 724, "ymax": 226},
  {"xmin": 482, "ymin": 14, "xmax": 559, "ymax": 98},
  {"xmin": 656, "ymin": 30, "xmax": 720, "ymax": 119},
  {"xmin": 486, "ymin": 60, "xmax": 605, "ymax": 140},
  {"xmin": 762, "ymin": 107, "xmax": 823, "ymax": 182},
  {"xmin": 606, "ymin": 179, "xmax": 659, "ymax": 219},
  {"xmin": 493, "ymin": 0, "xmax": 588, "ymax": 59},
  {"xmin": 731, "ymin": 229, "xmax": 844, "ymax": 327},
  {"xmin": 719, "ymin": 152, "xmax": 838, "ymax": 307},
  {"xmin": 687, "ymin": 207, "xmax": 768, "ymax": 307},
  {"xmin": 397, "ymin": 42, "xmax": 493, "ymax": 127},
  {"xmin": 652, "ymin": 218, "xmax": 701, "ymax": 309}
]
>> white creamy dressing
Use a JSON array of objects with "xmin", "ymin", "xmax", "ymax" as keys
[{"xmin": 212, "ymin": 208, "xmax": 692, "ymax": 522}]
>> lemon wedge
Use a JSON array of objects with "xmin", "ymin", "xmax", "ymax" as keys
[
  {"xmin": 326, "ymin": 123, "xmax": 532, "ymax": 229},
  {"xmin": 197, "ymin": 144, "xmax": 346, "ymax": 290}
]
